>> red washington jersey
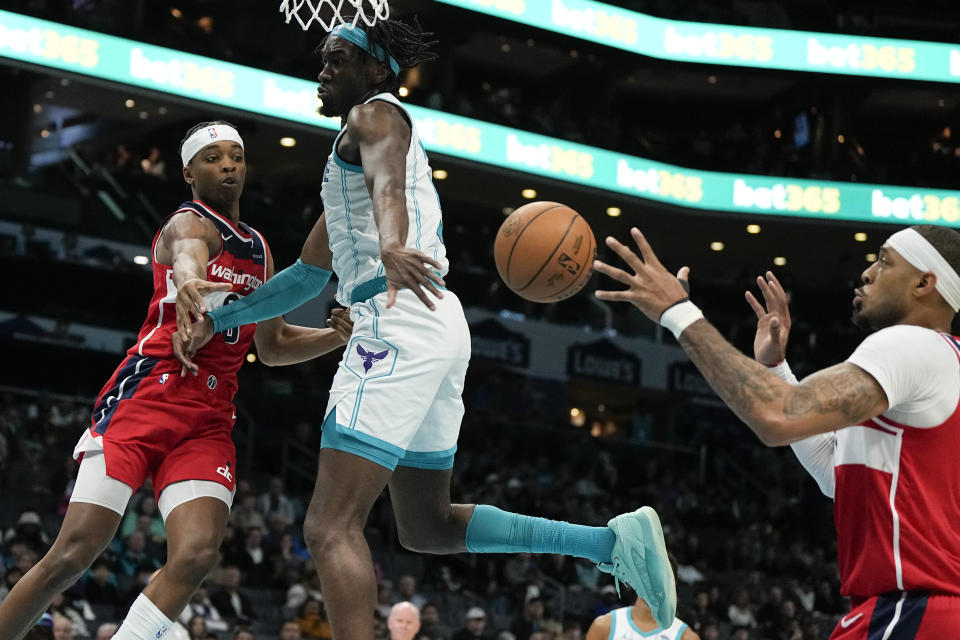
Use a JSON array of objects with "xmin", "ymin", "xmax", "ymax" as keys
[
  {"xmin": 835, "ymin": 325, "xmax": 960, "ymax": 599},
  {"xmin": 130, "ymin": 200, "xmax": 267, "ymax": 397}
]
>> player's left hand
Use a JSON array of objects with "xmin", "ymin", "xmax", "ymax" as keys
[
  {"xmin": 593, "ymin": 228, "xmax": 690, "ymax": 322},
  {"xmin": 381, "ymin": 244, "xmax": 445, "ymax": 310},
  {"xmin": 172, "ymin": 316, "xmax": 215, "ymax": 376},
  {"xmin": 326, "ymin": 307, "xmax": 353, "ymax": 344}
]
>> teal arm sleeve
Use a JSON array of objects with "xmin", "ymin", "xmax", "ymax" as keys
[{"xmin": 207, "ymin": 259, "xmax": 332, "ymax": 332}]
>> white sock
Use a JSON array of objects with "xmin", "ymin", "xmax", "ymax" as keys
[{"xmin": 112, "ymin": 593, "xmax": 174, "ymax": 640}]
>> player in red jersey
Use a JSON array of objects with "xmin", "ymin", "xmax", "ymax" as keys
[
  {"xmin": 0, "ymin": 121, "xmax": 352, "ymax": 640},
  {"xmin": 594, "ymin": 224, "xmax": 960, "ymax": 639}
]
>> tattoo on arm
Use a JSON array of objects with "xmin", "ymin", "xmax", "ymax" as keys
[
  {"xmin": 678, "ymin": 319, "xmax": 778, "ymax": 416},
  {"xmin": 783, "ymin": 366, "xmax": 882, "ymax": 422}
]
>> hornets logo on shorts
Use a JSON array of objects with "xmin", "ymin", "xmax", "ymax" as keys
[{"xmin": 345, "ymin": 337, "xmax": 397, "ymax": 379}]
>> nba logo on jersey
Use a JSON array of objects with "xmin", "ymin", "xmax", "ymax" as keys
[
  {"xmin": 158, "ymin": 373, "xmax": 169, "ymax": 385},
  {"xmin": 207, "ymin": 127, "xmax": 218, "ymax": 139},
  {"xmin": 207, "ymin": 375, "xmax": 218, "ymax": 390}
]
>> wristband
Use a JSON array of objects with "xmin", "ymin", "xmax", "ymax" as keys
[
  {"xmin": 659, "ymin": 300, "xmax": 704, "ymax": 339},
  {"xmin": 768, "ymin": 360, "xmax": 799, "ymax": 384}
]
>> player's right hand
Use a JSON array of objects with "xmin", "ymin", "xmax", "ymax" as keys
[
  {"xmin": 176, "ymin": 278, "xmax": 231, "ymax": 341},
  {"xmin": 172, "ymin": 316, "xmax": 215, "ymax": 376},
  {"xmin": 381, "ymin": 244, "xmax": 445, "ymax": 310},
  {"xmin": 745, "ymin": 271, "xmax": 792, "ymax": 366}
]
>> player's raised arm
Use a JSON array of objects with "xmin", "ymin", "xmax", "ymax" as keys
[
  {"xmin": 348, "ymin": 101, "xmax": 444, "ymax": 310},
  {"xmin": 159, "ymin": 211, "xmax": 232, "ymax": 341},
  {"xmin": 594, "ymin": 228, "xmax": 889, "ymax": 446},
  {"xmin": 253, "ymin": 247, "xmax": 353, "ymax": 366}
]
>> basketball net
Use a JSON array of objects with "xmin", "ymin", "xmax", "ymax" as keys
[{"xmin": 279, "ymin": 0, "xmax": 390, "ymax": 32}]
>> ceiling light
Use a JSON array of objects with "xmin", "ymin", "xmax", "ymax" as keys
[
  {"xmin": 773, "ymin": 256, "xmax": 787, "ymax": 266},
  {"xmin": 710, "ymin": 241, "xmax": 724, "ymax": 251},
  {"xmin": 606, "ymin": 207, "xmax": 621, "ymax": 217},
  {"xmin": 279, "ymin": 137, "xmax": 296, "ymax": 147},
  {"xmin": 570, "ymin": 408, "xmax": 581, "ymax": 417},
  {"xmin": 246, "ymin": 353, "xmax": 257, "ymax": 363},
  {"xmin": 866, "ymin": 253, "xmax": 877, "ymax": 262},
  {"xmin": 398, "ymin": 86, "xmax": 409, "ymax": 97},
  {"xmin": 746, "ymin": 224, "xmax": 761, "ymax": 234},
  {"xmin": 521, "ymin": 189, "xmax": 537, "ymax": 199},
  {"xmin": 124, "ymin": 99, "xmax": 135, "ymax": 108},
  {"xmin": 133, "ymin": 255, "xmax": 150, "ymax": 265},
  {"xmin": 854, "ymin": 232, "xmax": 867, "ymax": 242},
  {"xmin": 432, "ymin": 169, "xmax": 448, "ymax": 180}
]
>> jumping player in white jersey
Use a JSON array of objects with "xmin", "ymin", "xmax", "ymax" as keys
[
  {"xmin": 587, "ymin": 596, "xmax": 699, "ymax": 640},
  {"xmin": 593, "ymin": 224, "xmax": 960, "ymax": 639},
  {"xmin": 173, "ymin": 18, "xmax": 676, "ymax": 640}
]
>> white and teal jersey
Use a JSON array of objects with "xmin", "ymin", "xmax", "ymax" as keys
[
  {"xmin": 609, "ymin": 607, "xmax": 688, "ymax": 640},
  {"xmin": 321, "ymin": 92, "xmax": 448, "ymax": 306}
]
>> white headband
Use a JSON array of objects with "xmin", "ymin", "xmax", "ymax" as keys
[
  {"xmin": 886, "ymin": 228, "xmax": 960, "ymax": 312},
  {"xmin": 180, "ymin": 124, "xmax": 244, "ymax": 167}
]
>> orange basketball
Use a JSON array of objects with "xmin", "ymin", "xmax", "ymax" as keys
[{"xmin": 494, "ymin": 201, "xmax": 596, "ymax": 303}]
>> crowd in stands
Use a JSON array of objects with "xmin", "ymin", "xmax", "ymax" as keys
[{"xmin": 0, "ymin": 388, "xmax": 846, "ymax": 640}]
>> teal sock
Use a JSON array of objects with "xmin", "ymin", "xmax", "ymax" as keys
[{"xmin": 464, "ymin": 505, "xmax": 615, "ymax": 564}]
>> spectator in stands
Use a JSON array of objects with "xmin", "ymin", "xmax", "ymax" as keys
[
  {"xmin": 284, "ymin": 566, "xmax": 324, "ymax": 617},
  {"xmin": 26, "ymin": 613, "xmax": 54, "ymax": 640},
  {"xmin": 232, "ymin": 625, "xmax": 255, "ymax": 640},
  {"xmin": 418, "ymin": 602, "xmax": 451, "ymax": 640},
  {"xmin": 48, "ymin": 592, "xmax": 90, "ymax": 638},
  {"xmin": 375, "ymin": 580, "xmax": 395, "ymax": 619},
  {"xmin": 387, "ymin": 601, "xmax": 420, "ymax": 640},
  {"xmin": 755, "ymin": 585, "xmax": 783, "ymax": 633},
  {"xmin": 52, "ymin": 614, "xmax": 73, "ymax": 640},
  {"xmin": 179, "ymin": 589, "xmax": 229, "ymax": 633},
  {"xmin": 230, "ymin": 493, "xmax": 266, "ymax": 533},
  {"xmin": 590, "ymin": 585, "xmax": 621, "ymax": 618},
  {"xmin": 81, "ymin": 558, "xmax": 120, "ymax": 615},
  {"xmin": 4, "ymin": 511, "xmax": 50, "ymax": 554},
  {"xmin": 95, "ymin": 623, "xmax": 117, "ymax": 640},
  {"xmin": 209, "ymin": 566, "xmax": 255, "ymax": 625},
  {"xmin": 295, "ymin": 598, "xmax": 332, "ymax": 640},
  {"xmin": 279, "ymin": 620, "xmax": 302, "ymax": 640},
  {"xmin": 395, "ymin": 575, "xmax": 426, "ymax": 611},
  {"xmin": 119, "ymin": 494, "xmax": 165, "ymax": 542},
  {"xmin": 184, "ymin": 615, "xmax": 208, "ymax": 640},
  {"xmin": 727, "ymin": 589, "xmax": 757, "ymax": 628},
  {"xmin": 453, "ymin": 607, "xmax": 492, "ymax": 640},
  {"xmin": 233, "ymin": 527, "xmax": 270, "ymax": 587},
  {"xmin": 258, "ymin": 477, "xmax": 296, "ymax": 525},
  {"xmin": 118, "ymin": 530, "xmax": 161, "ymax": 577},
  {"xmin": 140, "ymin": 147, "xmax": 166, "ymax": 179}
]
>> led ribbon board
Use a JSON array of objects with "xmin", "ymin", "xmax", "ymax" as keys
[
  {"xmin": 435, "ymin": 0, "xmax": 960, "ymax": 84},
  {"xmin": 1, "ymin": 9, "xmax": 958, "ymax": 227}
]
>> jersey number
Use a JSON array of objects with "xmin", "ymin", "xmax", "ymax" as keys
[{"xmin": 222, "ymin": 293, "xmax": 240, "ymax": 344}]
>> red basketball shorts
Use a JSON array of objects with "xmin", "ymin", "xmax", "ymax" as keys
[
  {"xmin": 74, "ymin": 355, "xmax": 239, "ymax": 500},
  {"xmin": 830, "ymin": 592, "xmax": 960, "ymax": 639}
]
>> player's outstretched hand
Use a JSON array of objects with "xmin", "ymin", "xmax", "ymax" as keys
[
  {"xmin": 745, "ymin": 271, "xmax": 792, "ymax": 366},
  {"xmin": 176, "ymin": 278, "xmax": 231, "ymax": 341},
  {"xmin": 172, "ymin": 316, "xmax": 215, "ymax": 376},
  {"xmin": 326, "ymin": 307, "xmax": 354, "ymax": 344},
  {"xmin": 381, "ymin": 244, "xmax": 445, "ymax": 310},
  {"xmin": 593, "ymin": 228, "xmax": 689, "ymax": 322}
]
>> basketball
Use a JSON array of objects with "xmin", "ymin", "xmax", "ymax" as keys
[{"xmin": 494, "ymin": 201, "xmax": 596, "ymax": 303}]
